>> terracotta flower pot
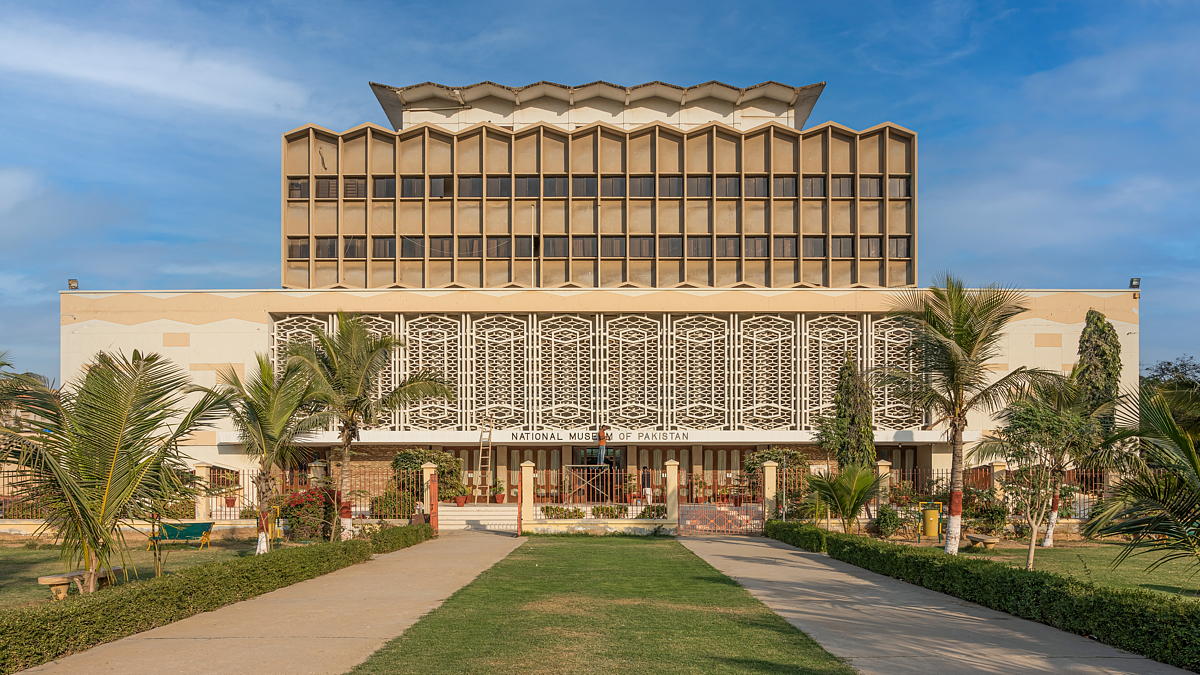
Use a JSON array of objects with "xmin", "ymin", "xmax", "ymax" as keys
[
  {"xmin": 697, "ymin": 496, "xmax": 707, "ymax": 504},
  {"xmin": 493, "ymin": 494, "xmax": 506, "ymax": 504},
  {"xmin": 454, "ymin": 495, "xmax": 467, "ymax": 507},
  {"xmin": 224, "ymin": 497, "xmax": 237, "ymax": 508}
]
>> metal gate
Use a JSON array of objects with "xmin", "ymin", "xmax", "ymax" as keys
[
  {"xmin": 678, "ymin": 503, "xmax": 765, "ymax": 535},
  {"xmin": 678, "ymin": 469, "xmax": 765, "ymax": 535}
]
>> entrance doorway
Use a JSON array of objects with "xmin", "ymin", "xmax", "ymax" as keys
[{"xmin": 573, "ymin": 445, "xmax": 625, "ymax": 471}]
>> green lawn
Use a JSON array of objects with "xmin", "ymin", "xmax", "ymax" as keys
[
  {"xmin": 352, "ymin": 537, "xmax": 852, "ymax": 674},
  {"xmin": 0, "ymin": 539, "xmax": 256, "ymax": 608}
]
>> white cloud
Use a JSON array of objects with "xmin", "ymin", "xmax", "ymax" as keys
[
  {"xmin": 0, "ymin": 18, "xmax": 310, "ymax": 117},
  {"xmin": 0, "ymin": 168, "xmax": 41, "ymax": 213}
]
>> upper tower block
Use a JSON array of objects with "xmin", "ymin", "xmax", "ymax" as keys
[{"xmin": 370, "ymin": 80, "xmax": 826, "ymax": 132}]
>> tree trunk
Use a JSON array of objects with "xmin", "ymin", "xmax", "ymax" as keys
[
  {"xmin": 1025, "ymin": 518, "xmax": 1038, "ymax": 571},
  {"xmin": 331, "ymin": 426, "xmax": 354, "ymax": 541},
  {"xmin": 85, "ymin": 549, "xmax": 99, "ymax": 594},
  {"xmin": 255, "ymin": 469, "xmax": 271, "ymax": 555},
  {"xmin": 944, "ymin": 422, "xmax": 964, "ymax": 555},
  {"xmin": 1040, "ymin": 488, "xmax": 1061, "ymax": 548}
]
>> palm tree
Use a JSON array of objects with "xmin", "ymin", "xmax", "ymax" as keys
[
  {"xmin": 211, "ymin": 355, "xmax": 327, "ymax": 554},
  {"xmin": 0, "ymin": 351, "xmax": 228, "ymax": 592},
  {"xmin": 806, "ymin": 464, "xmax": 884, "ymax": 534},
  {"xmin": 886, "ymin": 274, "xmax": 1059, "ymax": 554},
  {"xmin": 289, "ymin": 313, "xmax": 452, "ymax": 541},
  {"xmin": 1084, "ymin": 390, "xmax": 1200, "ymax": 573}
]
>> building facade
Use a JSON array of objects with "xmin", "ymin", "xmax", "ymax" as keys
[{"xmin": 59, "ymin": 80, "xmax": 1140, "ymax": 491}]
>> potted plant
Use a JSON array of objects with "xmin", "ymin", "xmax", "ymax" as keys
[
  {"xmin": 491, "ymin": 480, "xmax": 506, "ymax": 504},
  {"xmin": 693, "ymin": 476, "xmax": 709, "ymax": 504},
  {"xmin": 716, "ymin": 485, "xmax": 731, "ymax": 504},
  {"xmin": 624, "ymin": 475, "xmax": 639, "ymax": 504}
]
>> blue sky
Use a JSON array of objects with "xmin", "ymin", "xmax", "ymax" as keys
[{"xmin": 0, "ymin": 0, "xmax": 1196, "ymax": 378}]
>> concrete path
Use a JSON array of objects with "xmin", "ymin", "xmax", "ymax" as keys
[
  {"xmin": 26, "ymin": 531, "xmax": 523, "ymax": 675},
  {"xmin": 681, "ymin": 536, "xmax": 1186, "ymax": 675}
]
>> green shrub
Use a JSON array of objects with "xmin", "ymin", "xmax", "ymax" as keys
[
  {"xmin": 764, "ymin": 521, "xmax": 1200, "ymax": 671},
  {"xmin": 873, "ymin": 504, "xmax": 903, "ymax": 539},
  {"xmin": 281, "ymin": 488, "xmax": 334, "ymax": 540},
  {"xmin": 590, "ymin": 505, "xmax": 628, "ymax": 519},
  {"xmin": 0, "ymin": 540, "xmax": 373, "ymax": 675},
  {"xmin": 390, "ymin": 448, "xmax": 467, "ymax": 499},
  {"xmin": 369, "ymin": 491, "xmax": 417, "ymax": 519},
  {"xmin": 764, "ymin": 521, "xmax": 827, "ymax": 552},
  {"xmin": 238, "ymin": 506, "xmax": 259, "ymax": 519},
  {"xmin": 368, "ymin": 523, "xmax": 435, "ymax": 554},
  {"xmin": 636, "ymin": 504, "xmax": 667, "ymax": 520},
  {"xmin": 966, "ymin": 503, "xmax": 1008, "ymax": 535},
  {"xmin": 540, "ymin": 505, "xmax": 585, "ymax": 519}
]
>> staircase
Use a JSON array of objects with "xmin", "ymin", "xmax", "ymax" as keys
[{"xmin": 437, "ymin": 503, "xmax": 518, "ymax": 533}]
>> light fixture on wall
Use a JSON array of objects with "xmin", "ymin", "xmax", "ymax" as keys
[
  {"xmin": 67, "ymin": 279, "xmax": 79, "ymax": 290},
  {"xmin": 1129, "ymin": 277, "xmax": 1141, "ymax": 289}
]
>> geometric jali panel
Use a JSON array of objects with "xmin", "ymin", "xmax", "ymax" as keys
[
  {"xmin": 738, "ymin": 315, "xmax": 797, "ymax": 430},
  {"xmin": 604, "ymin": 315, "xmax": 663, "ymax": 430},
  {"xmin": 670, "ymin": 315, "xmax": 730, "ymax": 429},
  {"xmin": 803, "ymin": 314, "xmax": 862, "ymax": 428},
  {"xmin": 538, "ymin": 315, "xmax": 595, "ymax": 429},
  {"xmin": 471, "ymin": 314, "xmax": 528, "ymax": 430}
]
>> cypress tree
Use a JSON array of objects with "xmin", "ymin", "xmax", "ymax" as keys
[
  {"xmin": 1075, "ymin": 309, "xmax": 1122, "ymax": 432},
  {"xmin": 815, "ymin": 355, "xmax": 876, "ymax": 468}
]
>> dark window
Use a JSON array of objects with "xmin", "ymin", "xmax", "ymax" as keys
[
  {"xmin": 458, "ymin": 236, "xmax": 482, "ymax": 258},
  {"xmin": 399, "ymin": 177, "xmax": 423, "ymax": 198},
  {"xmin": 802, "ymin": 176, "xmax": 825, "ymax": 198},
  {"xmin": 716, "ymin": 236, "xmax": 740, "ymax": 257},
  {"xmin": 287, "ymin": 178, "xmax": 309, "ymax": 199},
  {"xmin": 543, "ymin": 236, "xmax": 568, "ymax": 257},
  {"xmin": 659, "ymin": 236, "xmax": 683, "ymax": 257},
  {"xmin": 629, "ymin": 176, "xmax": 654, "ymax": 197},
  {"xmin": 486, "ymin": 175, "xmax": 511, "ymax": 198},
  {"xmin": 343, "ymin": 236, "xmax": 366, "ymax": 258},
  {"xmin": 429, "ymin": 176, "xmax": 453, "ymax": 198},
  {"xmin": 400, "ymin": 236, "xmax": 424, "ymax": 258},
  {"xmin": 372, "ymin": 236, "xmax": 396, "ymax": 258},
  {"xmin": 601, "ymin": 175, "xmax": 625, "ymax": 197},
  {"xmin": 572, "ymin": 236, "xmax": 598, "ymax": 257},
  {"xmin": 315, "ymin": 237, "xmax": 337, "ymax": 259},
  {"xmin": 344, "ymin": 178, "xmax": 367, "ymax": 198},
  {"xmin": 860, "ymin": 177, "xmax": 882, "ymax": 198},
  {"xmin": 514, "ymin": 236, "xmax": 538, "ymax": 257},
  {"xmin": 889, "ymin": 177, "xmax": 912, "ymax": 197},
  {"xmin": 687, "ymin": 175, "xmax": 712, "ymax": 197},
  {"xmin": 861, "ymin": 236, "xmax": 883, "ymax": 258},
  {"xmin": 888, "ymin": 236, "xmax": 911, "ymax": 258},
  {"xmin": 373, "ymin": 177, "xmax": 396, "ymax": 198},
  {"xmin": 773, "ymin": 176, "xmax": 797, "ymax": 198},
  {"xmin": 658, "ymin": 175, "xmax": 683, "ymax": 197},
  {"xmin": 745, "ymin": 236, "xmax": 768, "ymax": 257},
  {"xmin": 515, "ymin": 176, "xmax": 540, "ymax": 198},
  {"xmin": 831, "ymin": 176, "xmax": 853, "ymax": 197},
  {"xmin": 744, "ymin": 176, "xmax": 769, "ymax": 198},
  {"xmin": 774, "ymin": 236, "xmax": 798, "ymax": 258},
  {"xmin": 715, "ymin": 176, "xmax": 740, "ymax": 198},
  {"xmin": 486, "ymin": 236, "xmax": 511, "ymax": 257},
  {"xmin": 572, "ymin": 176, "xmax": 597, "ymax": 197},
  {"xmin": 428, "ymin": 237, "xmax": 453, "ymax": 258},
  {"xmin": 802, "ymin": 236, "xmax": 826, "ymax": 258},
  {"xmin": 543, "ymin": 176, "xmax": 568, "ymax": 197},
  {"xmin": 600, "ymin": 236, "xmax": 625, "ymax": 257},
  {"xmin": 831, "ymin": 236, "xmax": 854, "ymax": 258},
  {"xmin": 458, "ymin": 176, "xmax": 482, "ymax": 198},
  {"xmin": 687, "ymin": 236, "xmax": 712, "ymax": 257},
  {"xmin": 286, "ymin": 237, "xmax": 309, "ymax": 258},
  {"xmin": 315, "ymin": 178, "xmax": 338, "ymax": 199},
  {"xmin": 629, "ymin": 236, "xmax": 655, "ymax": 258}
]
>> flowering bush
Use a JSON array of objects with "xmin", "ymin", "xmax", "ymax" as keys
[{"xmin": 281, "ymin": 488, "xmax": 334, "ymax": 540}]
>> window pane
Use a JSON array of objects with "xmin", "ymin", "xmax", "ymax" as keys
[
  {"xmin": 396, "ymin": 177, "xmax": 421, "ymax": 198},
  {"xmin": 286, "ymin": 237, "xmax": 309, "ymax": 258},
  {"xmin": 889, "ymin": 177, "xmax": 911, "ymax": 197},
  {"xmin": 288, "ymin": 178, "xmax": 309, "ymax": 199},
  {"xmin": 429, "ymin": 176, "xmax": 452, "ymax": 198},
  {"xmin": 802, "ymin": 236, "xmax": 826, "ymax": 258},
  {"xmin": 687, "ymin": 236, "xmax": 712, "ymax": 257},
  {"xmin": 774, "ymin": 236, "xmax": 797, "ymax": 258},
  {"xmin": 716, "ymin": 176, "xmax": 740, "ymax": 198},
  {"xmin": 772, "ymin": 176, "xmax": 796, "ymax": 198},
  {"xmin": 629, "ymin": 236, "xmax": 655, "ymax": 258},
  {"xmin": 600, "ymin": 236, "xmax": 626, "ymax": 257},
  {"xmin": 831, "ymin": 236, "xmax": 854, "ymax": 257},
  {"xmin": 486, "ymin": 236, "xmax": 511, "ymax": 257},
  {"xmin": 400, "ymin": 236, "xmax": 425, "ymax": 258},
  {"xmin": 458, "ymin": 176, "xmax": 482, "ymax": 198},
  {"xmin": 543, "ymin": 176, "xmax": 568, "ymax": 197},
  {"xmin": 802, "ymin": 176, "xmax": 825, "ymax": 198},
  {"xmin": 716, "ymin": 236, "xmax": 740, "ymax": 257},
  {"xmin": 601, "ymin": 175, "xmax": 625, "ymax": 197},
  {"xmin": 486, "ymin": 176, "xmax": 511, "ymax": 198},
  {"xmin": 458, "ymin": 236, "xmax": 482, "ymax": 258},
  {"xmin": 514, "ymin": 236, "xmax": 537, "ymax": 257},
  {"xmin": 861, "ymin": 237, "xmax": 882, "ymax": 258},
  {"xmin": 888, "ymin": 236, "xmax": 911, "ymax": 258},
  {"xmin": 744, "ymin": 176, "xmax": 768, "ymax": 197},
  {"xmin": 572, "ymin": 236, "xmax": 597, "ymax": 257},
  {"xmin": 343, "ymin": 236, "xmax": 366, "ymax": 258},
  {"xmin": 428, "ymin": 237, "xmax": 453, "ymax": 258},
  {"xmin": 658, "ymin": 175, "xmax": 683, "ymax": 198},
  {"xmin": 687, "ymin": 175, "xmax": 712, "ymax": 197},
  {"xmin": 344, "ymin": 178, "xmax": 367, "ymax": 198},
  {"xmin": 745, "ymin": 236, "xmax": 768, "ymax": 257},
  {"xmin": 515, "ymin": 176, "xmax": 540, "ymax": 198},
  {"xmin": 543, "ymin": 236, "xmax": 568, "ymax": 257},
  {"xmin": 315, "ymin": 178, "xmax": 338, "ymax": 199},
  {"xmin": 373, "ymin": 177, "xmax": 396, "ymax": 198},
  {"xmin": 629, "ymin": 176, "xmax": 654, "ymax": 197},
  {"xmin": 572, "ymin": 176, "xmax": 597, "ymax": 197},
  {"xmin": 315, "ymin": 237, "xmax": 337, "ymax": 259},
  {"xmin": 860, "ymin": 177, "xmax": 882, "ymax": 198},
  {"xmin": 372, "ymin": 236, "xmax": 396, "ymax": 258},
  {"xmin": 659, "ymin": 236, "xmax": 683, "ymax": 257}
]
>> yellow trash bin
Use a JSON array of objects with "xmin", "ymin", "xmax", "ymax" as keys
[{"xmin": 922, "ymin": 507, "xmax": 940, "ymax": 538}]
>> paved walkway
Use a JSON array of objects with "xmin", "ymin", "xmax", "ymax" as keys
[
  {"xmin": 26, "ymin": 531, "xmax": 523, "ymax": 675},
  {"xmin": 681, "ymin": 536, "xmax": 1186, "ymax": 675}
]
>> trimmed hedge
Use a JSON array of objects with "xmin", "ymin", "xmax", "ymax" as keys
[
  {"xmin": 0, "ymin": 524, "xmax": 435, "ymax": 674},
  {"xmin": 764, "ymin": 521, "xmax": 1200, "ymax": 672}
]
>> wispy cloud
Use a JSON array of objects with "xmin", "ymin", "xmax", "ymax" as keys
[{"xmin": 0, "ymin": 168, "xmax": 41, "ymax": 213}]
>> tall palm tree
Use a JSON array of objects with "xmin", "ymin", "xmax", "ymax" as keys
[
  {"xmin": 1084, "ymin": 390, "xmax": 1200, "ymax": 572},
  {"xmin": 0, "ymin": 351, "xmax": 228, "ymax": 592},
  {"xmin": 289, "ymin": 313, "xmax": 452, "ymax": 540},
  {"xmin": 886, "ymin": 274, "xmax": 1059, "ymax": 554},
  {"xmin": 210, "ymin": 355, "xmax": 327, "ymax": 554},
  {"xmin": 806, "ymin": 465, "xmax": 884, "ymax": 534}
]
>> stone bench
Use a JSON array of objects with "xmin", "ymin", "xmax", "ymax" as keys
[
  {"xmin": 966, "ymin": 534, "xmax": 999, "ymax": 550},
  {"xmin": 37, "ymin": 567, "xmax": 123, "ymax": 600}
]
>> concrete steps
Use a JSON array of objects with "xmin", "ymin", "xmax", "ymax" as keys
[{"xmin": 437, "ymin": 504, "xmax": 518, "ymax": 531}]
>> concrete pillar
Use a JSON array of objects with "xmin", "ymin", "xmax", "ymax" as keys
[
  {"xmin": 665, "ymin": 459, "xmax": 680, "ymax": 524},
  {"xmin": 762, "ymin": 461, "xmax": 778, "ymax": 519},
  {"xmin": 520, "ymin": 461, "xmax": 535, "ymax": 533},
  {"xmin": 420, "ymin": 462, "xmax": 436, "ymax": 513},
  {"xmin": 495, "ymin": 445, "xmax": 508, "ymax": 496},
  {"xmin": 990, "ymin": 461, "xmax": 1007, "ymax": 502},
  {"xmin": 875, "ymin": 459, "xmax": 892, "ymax": 506},
  {"xmin": 1102, "ymin": 469, "xmax": 1119, "ymax": 499},
  {"xmin": 193, "ymin": 463, "xmax": 212, "ymax": 520}
]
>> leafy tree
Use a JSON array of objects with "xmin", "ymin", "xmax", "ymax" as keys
[
  {"xmin": 885, "ymin": 274, "xmax": 1059, "ymax": 555},
  {"xmin": 1076, "ymin": 309, "xmax": 1122, "ymax": 433},
  {"xmin": 806, "ymin": 465, "xmax": 884, "ymax": 534},
  {"xmin": 391, "ymin": 447, "xmax": 467, "ymax": 499},
  {"xmin": 814, "ymin": 355, "xmax": 876, "ymax": 468},
  {"xmin": 211, "ymin": 355, "xmax": 327, "ymax": 554},
  {"xmin": 0, "ymin": 351, "xmax": 228, "ymax": 592},
  {"xmin": 1142, "ymin": 355, "xmax": 1200, "ymax": 389},
  {"xmin": 289, "ymin": 313, "xmax": 453, "ymax": 540}
]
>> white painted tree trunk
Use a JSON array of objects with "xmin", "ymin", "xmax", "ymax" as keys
[
  {"xmin": 255, "ymin": 531, "xmax": 269, "ymax": 555},
  {"xmin": 339, "ymin": 517, "xmax": 354, "ymax": 540},
  {"xmin": 944, "ymin": 513, "xmax": 962, "ymax": 555},
  {"xmin": 1041, "ymin": 509, "xmax": 1059, "ymax": 548}
]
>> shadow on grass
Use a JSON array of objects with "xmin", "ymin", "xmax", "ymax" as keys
[
  {"xmin": 710, "ymin": 656, "xmax": 848, "ymax": 673},
  {"xmin": 1140, "ymin": 584, "xmax": 1200, "ymax": 597}
]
